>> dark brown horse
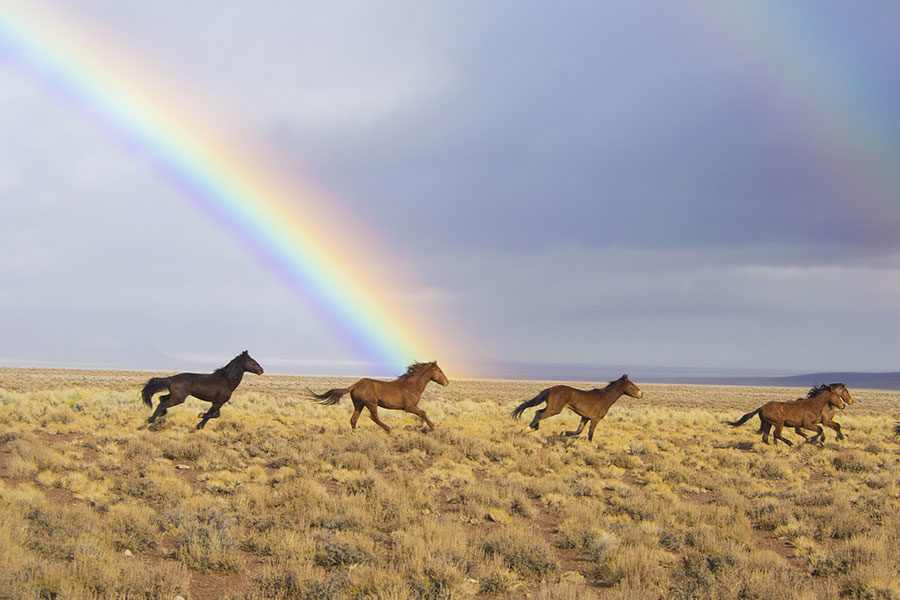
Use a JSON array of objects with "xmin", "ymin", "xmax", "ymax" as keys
[
  {"xmin": 793, "ymin": 384, "xmax": 855, "ymax": 441},
  {"xmin": 512, "ymin": 375, "xmax": 644, "ymax": 441},
  {"xmin": 309, "ymin": 361, "xmax": 449, "ymax": 432},
  {"xmin": 729, "ymin": 383, "xmax": 852, "ymax": 445},
  {"xmin": 142, "ymin": 351, "xmax": 263, "ymax": 429}
]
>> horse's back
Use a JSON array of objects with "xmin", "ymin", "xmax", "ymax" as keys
[
  {"xmin": 548, "ymin": 386, "xmax": 602, "ymax": 414},
  {"xmin": 172, "ymin": 372, "xmax": 227, "ymax": 401},
  {"xmin": 351, "ymin": 378, "xmax": 394, "ymax": 404},
  {"xmin": 761, "ymin": 398, "xmax": 820, "ymax": 427}
]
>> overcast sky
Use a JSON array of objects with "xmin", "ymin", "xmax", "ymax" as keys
[{"xmin": 1, "ymin": 1, "xmax": 898, "ymax": 377}]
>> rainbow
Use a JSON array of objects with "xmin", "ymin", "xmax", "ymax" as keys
[{"xmin": 0, "ymin": 3, "xmax": 442, "ymax": 374}]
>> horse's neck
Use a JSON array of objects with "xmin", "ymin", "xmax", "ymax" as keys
[
  {"xmin": 405, "ymin": 368, "xmax": 433, "ymax": 393},
  {"xmin": 595, "ymin": 380, "xmax": 625, "ymax": 405},
  {"xmin": 808, "ymin": 391, "xmax": 832, "ymax": 408},
  {"xmin": 220, "ymin": 361, "xmax": 245, "ymax": 389},
  {"xmin": 602, "ymin": 380, "xmax": 626, "ymax": 399}
]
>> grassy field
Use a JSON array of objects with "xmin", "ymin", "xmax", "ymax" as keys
[{"xmin": 0, "ymin": 367, "xmax": 898, "ymax": 600}]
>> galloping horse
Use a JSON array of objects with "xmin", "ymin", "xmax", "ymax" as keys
[
  {"xmin": 512, "ymin": 374, "xmax": 644, "ymax": 441},
  {"xmin": 309, "ymin": 361, "xmax": 449, "ymax": 432},
  {"xmin": 141, "ymin": 351, "xmax": 264, "ymax": 429},
  {"xmin": 729, "ymin": 383, "xmax": 852, "ymax": 445},
  {"xmin": 794, "ymin": 384, "xmax": 855, "ymax": 442}
]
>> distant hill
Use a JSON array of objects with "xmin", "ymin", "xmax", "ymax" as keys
[
  {"xmin": 474, "ymin": 361, "xmax": 900, "ymax": 391},
  {"xmin": 641, "ymin": 371, "xmax": 900, "ymax": 391}
]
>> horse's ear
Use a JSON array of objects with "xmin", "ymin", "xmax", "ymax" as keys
[
  {"xmin": 242, "ymin": 350, "xmax": 249, "ymax": 355},
  {"xmin": 623, "ymin": 374, "xmax": 629, "ymax": 380}
]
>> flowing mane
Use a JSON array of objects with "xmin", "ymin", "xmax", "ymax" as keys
[
  {"xmin": 398, "ymin": 361, "xmax": 435, "ymax": 380},
  {"xmin": 807, "ymin": 383, "xmax": 844, "ymax": 398},
  {"xmin": 604, "ymin": 375, "xmax": 627, "ymax": 389},
  {"xmin": 213, "ymin": 356, "xmax": 241, "ymax": 378}
]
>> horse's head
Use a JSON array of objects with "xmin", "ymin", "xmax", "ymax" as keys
[
  {"xmin": 239, "ymin": 350, "xmax": 264, "ymax": 375},
  {"xmin": 429, "ymin": 361, "xmax": 449, "ymax": 386},
  {"xmin": 825, "ymin": 387, "xmax": 847, "ymax": 410},
  {"xmin": 620, "ymin": 374, "xmax": 643, "ymax": 399},
  {"xmin": 831, "ymin": 383, "xmax": 853, "ymax": 407}
]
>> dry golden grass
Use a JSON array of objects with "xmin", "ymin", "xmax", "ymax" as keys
[{"xmin": 0, "ymin": 366, "xmax": 898, "ymax": 599}]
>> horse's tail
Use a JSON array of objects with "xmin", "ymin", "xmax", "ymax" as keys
[
  {"xmin": 512, "ymin": 389, "xmax": 550, "ymax": 420},
  {"xmin": 728, "ymin": 407, "xmax": 762, "ymax": 428},
  {"xmin": 308, "ymin": 386, "xmax": 352, "ymax": 406},
  {"xmin": 141, "ymin": 377, "xmax": 172, "ymax": 407}
]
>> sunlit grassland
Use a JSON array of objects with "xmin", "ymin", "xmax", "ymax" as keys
[{"xmin": 1, "ymin": 367, "xmax": 899, "ymax": 600}]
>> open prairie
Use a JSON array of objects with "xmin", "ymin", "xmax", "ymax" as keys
[{"xmin": 1, "ymin": 367, "xmax": 898, "ymax": 600}]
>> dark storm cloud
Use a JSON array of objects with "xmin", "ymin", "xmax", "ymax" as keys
[
  {"xmin": 1, "ymin": 1, "xmax": 898, "ymax": 374},
  {"xmin": 274, "ymin": 1, "xmax": 899, "ymax": 259}
]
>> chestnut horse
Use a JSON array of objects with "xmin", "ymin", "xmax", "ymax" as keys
[
  {"xmin": 512, "ymin": 374, "xmax": 644, "ymax": 441},
  {"xmin": 729, "ymin": 383, "xmax": 852, "ymax": 445},
  {"xmin": 793, "ymin": 384, "xmax": 855, "ymax": 442},
  {"xmin": 142, "ymin": 351, "xmax": 264, "ymax": 429},
  {"xmin": 309, "ymin": 361, "xmax": 449, "ymax": 432}
]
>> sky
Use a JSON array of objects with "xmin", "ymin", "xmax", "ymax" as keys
[{"xmin": 0, "ymin": 1, "xmax": 898, "ymax": 378}]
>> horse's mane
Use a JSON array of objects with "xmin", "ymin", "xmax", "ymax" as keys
[
  {"xmin": 398, "ymin": 361, "xmax": 434, "ymax": 380},
  {"xmin": 601, "ymin": 375, "xmax": 627, "ymax": 389},
  {"xmin": 806, "ymin": 383, "xmax": 844, "ymax": 398},
  {"xmin": 214, "ymin": 353, "xmax": 245, "ymax": 378}
]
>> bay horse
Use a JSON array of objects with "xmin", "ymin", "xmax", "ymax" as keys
[
  {"xmin": 729, "ymin": 383, "xmax": 852, "ymax": 445},
  {"xmin": 792, "ymin": 384, "xmax": 855, "ymax": 442},
  {"xmin": 141, "ymin": 351, "xmax": 264, "ymax": 429},
  {"xmin": 512, "ymin": 374, "xmax": 644, "ymax": 441},
  {"xmin": 309, "ymin": 361, "xmax": 449, "ymax": 432}
]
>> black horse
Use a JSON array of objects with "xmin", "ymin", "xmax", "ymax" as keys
[{"xmin": 141, "ymin": 351, "xmax": 263, "ymax": 429}]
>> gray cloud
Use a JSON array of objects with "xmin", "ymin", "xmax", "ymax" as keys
[{"xmin": 1, "ymin": 1, "xmax": 898, "ymax": 374}]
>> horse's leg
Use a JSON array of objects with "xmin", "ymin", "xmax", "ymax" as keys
[
  {"xmin": 350, "ymin": 398, "xmax": 363, "ymax": 430},
  {"xmin": 197, "ymin": 395, "xmax": 229, "ymax": 430},
  {"xmin": 147, "ymin": 393, "xmax": 171, "ymax": 423},
  {"xmin": 530, "ymin": 403, "xmax": 563, "ymax": 431},
  {"xmin": 813, "ymin": 425, "xmax": 826, "ymax": 444},
  {"xmin": 773, "ymin": 424, "xmax": 793, "ymax": 446},
  {"xmin": 797, "ymin": 424, "xmax": 822, "ymax": 444},
  {"xmin": 825, "ymin": 419, "xmax": 844, "ymax": 440},
  {"xmin": 760, "ymin": 422, "xmax": 772, "ymax": 444},
  {"xmin": 366, "ymin": 404, "xmax": 391, "ymax": 433},
  {"xmin": 528, "ymin": 408, "xmax": 544, "ymax": 430},
  {"xmin": 793, "ymin": 427, "xmax": 809, "ymax": 441},
  {"xmin": 565, "ymin": 417, "xmax": 589, "ymax": 437},
  {"xmin": 150, "ymin": 390, "xmax": 189, "ymax": 423},
  {"xmin": 406, "ymin": 406, "xmax": 435, "ymax": 430},
  {"xmin": 587, "ymin": 418, "xmax": 601, "ymax": 442}
]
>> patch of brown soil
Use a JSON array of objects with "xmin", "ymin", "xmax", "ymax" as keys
[
  {"xmin": 169, "ymin": 460, "xmax": 203, "ymax": 490},
  {"xmin": 751, "ymin": 528, "xmax": 801, "ymax": 568},
  {"xmin": 189, "ymin": 570, "xmax": 248, "ymax": 600}
]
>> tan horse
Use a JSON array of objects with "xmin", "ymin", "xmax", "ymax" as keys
[
  {"xmin": 729, "ymin": 383, "xmax": 852, "ymax": 445},
  {"xmin": 309, "ymin": 361, "xmax": 449, "ymax": 432},
  {"xmin": 793, "ymin": 384, "xmax": 855, "ymax": 442},
  {"xmin": 512, "ymin": 374, "xmax": 644, "ymax": 441}
]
